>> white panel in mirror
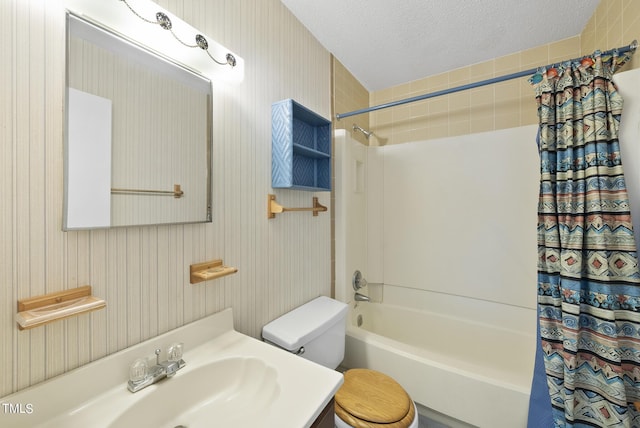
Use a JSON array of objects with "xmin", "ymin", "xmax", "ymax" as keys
[{"xmin": 65, "ymin": 88, "xmax": 112, "ymax": 229}]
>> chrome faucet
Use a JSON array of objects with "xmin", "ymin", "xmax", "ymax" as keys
[
  {"xmin": 354, "ymin": 292, "xmax": 370, "ymax": 302},
  {"xmin": 128, "ymin": 344, "xmax": 186, "ymax": 393}
]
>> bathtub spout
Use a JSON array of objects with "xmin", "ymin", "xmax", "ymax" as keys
[{"xmin": 354, "ymin": 292, "xmax": 370, "ymax": 302}]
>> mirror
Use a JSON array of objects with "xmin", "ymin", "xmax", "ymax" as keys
[{"xmin": 64, "ymin": 12, "xmax": 212, "ymax": 229}]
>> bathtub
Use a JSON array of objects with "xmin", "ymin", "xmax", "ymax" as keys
[{"xmin": 341, "ymin": 302, "xmax": 536, "ymax": 428}]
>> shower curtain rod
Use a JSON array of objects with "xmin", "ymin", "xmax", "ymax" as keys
[{"xmin": 335, "ymin": 40, "xmax": 638, "ymax": 120}]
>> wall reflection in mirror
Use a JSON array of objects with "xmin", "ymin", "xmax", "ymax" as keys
[{"xmin": 64, "ymin": 13, "xmax": 212, "ymax": 229}]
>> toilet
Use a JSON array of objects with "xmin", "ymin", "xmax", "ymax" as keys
[{"xmin": 262, "ymin": 296, "xmax": 419, "ymax": 428}]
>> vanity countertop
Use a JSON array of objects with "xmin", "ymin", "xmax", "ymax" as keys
[{"xmin": 0, "ymin": 308, "xmax": 343, "ymax": 428}]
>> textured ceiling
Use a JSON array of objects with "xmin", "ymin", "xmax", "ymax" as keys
[{"xmin": 280, "ymin": 0, "xmax": 601, "ymax": 91}]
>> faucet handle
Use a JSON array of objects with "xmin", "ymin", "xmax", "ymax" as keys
[
  {"xmin": 129, "ymin": 358, "xmax": 148, "ymax": 384},
  {"xmin": 352, "ymin": 270, "xmax": 368, "ymax": 291},
  {"xmin": 167, "ymin": 343, "xmax": 184, "ymax": 362}
]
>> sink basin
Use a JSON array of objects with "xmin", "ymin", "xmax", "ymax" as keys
[{"xmin": 109, "ymin": 357, "xmax": 280, "ymax": 428}]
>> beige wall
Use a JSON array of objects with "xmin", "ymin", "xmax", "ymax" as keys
[
  {"xmin": 368, "ymin": 0, "xmax": 640, "ymax": 145},
  {"xmin": 1, "ymin": 0, "xmax": 331, "ymax": 397}
]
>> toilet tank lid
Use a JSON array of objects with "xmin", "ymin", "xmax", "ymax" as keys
[{"xmin": 262, "ymin": 296, "xmax": 348, "ymax": 351}]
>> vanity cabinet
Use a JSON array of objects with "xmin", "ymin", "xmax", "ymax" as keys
[
  {"xmin": 311, "ymin": 398, "xmax": 335, "ymax": 428},
  {"xmin": 271, "ymin": 99, "xmax": 331, "ymax": 191}
]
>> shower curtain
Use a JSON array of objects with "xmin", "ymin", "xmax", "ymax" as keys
[{"xmin": 534, "ymin": 50, "xmax": 640, "ymax": 427}]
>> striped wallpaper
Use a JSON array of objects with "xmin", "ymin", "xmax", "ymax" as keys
[{"xmin": 1, "ymin": 0, "xmax": 331, "ymax": 397}]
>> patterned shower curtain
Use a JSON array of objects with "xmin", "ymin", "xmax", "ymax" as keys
[{"xmin": 534, "ymin": 50, "xmax": 640, "ymax": 427}]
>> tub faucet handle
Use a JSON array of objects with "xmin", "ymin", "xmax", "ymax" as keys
[{"xmin": 353, "ymin": 270, "xmax": 368, "ymax": 291}]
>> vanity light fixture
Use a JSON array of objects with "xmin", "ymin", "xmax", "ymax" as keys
[{"xmin": 119, "ymin": 0, "xmax": 236, "ymax": 67}]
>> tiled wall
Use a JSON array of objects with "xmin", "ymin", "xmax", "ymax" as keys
[
  {"xmin": 369, "ymin": 0, "xmax": 640, "ymax": 145},
  {"xmin": 1, "ymin": 0, "xmax": 331, "ymax": 398},
  {"xmin": 332, "ymin": 58, "xmax": 370, "ymax": 145},
  {"xmin": 582, "ymin": 0, "xmax": 640, "ymax": 69}
]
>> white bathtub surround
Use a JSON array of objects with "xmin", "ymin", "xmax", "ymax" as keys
[
  {"xmin": 335, "ymin": 125, "xmax": 540, "ymax": 314},
  {"xmin": 334, "ymin": 129, "xmax": 369, "ymax": 304},
  {"xmin": 0, "ymin": 308, "xmax": 342, "ymax": 428},
  {"xmin": 615, "ymin": 68, "xmax": 640, "ymax": 251},
  {"xmin": 372, "ymin": 125, "xmax": 540, "ymax": 310},
  {"xmin": 382, "ymin": 285, "xmax": 537, "ymax": 337},
  {"xmin": 335, "ymin": 125, "xmax": 540, "ymax": 426}
]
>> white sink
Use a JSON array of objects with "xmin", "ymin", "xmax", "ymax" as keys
[
  {"xmin": 0, "ymin": 308, "xmax": 342, "ymax": 428},
  {"xmin": 110, "ymin": 357, "xmax": 280, "ymax": 427}
]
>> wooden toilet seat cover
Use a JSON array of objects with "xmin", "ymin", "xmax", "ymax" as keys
[{"xmin": 335, "ymin": 369, "xmax": 414, "ymax": 428}]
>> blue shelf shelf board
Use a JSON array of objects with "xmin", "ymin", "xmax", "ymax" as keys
[{"xmin": 272, "ymin": 99, "xmax": 331, "ymax": 191}]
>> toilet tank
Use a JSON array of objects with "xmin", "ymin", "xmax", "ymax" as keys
[{"xmin": 262, "ymin": 296, "xmax": 348, "ymax": 369}]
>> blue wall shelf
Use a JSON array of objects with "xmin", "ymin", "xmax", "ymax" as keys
[{"xmin": 272, "ymin": 99, "xmax": 331, "ymax": 191}]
